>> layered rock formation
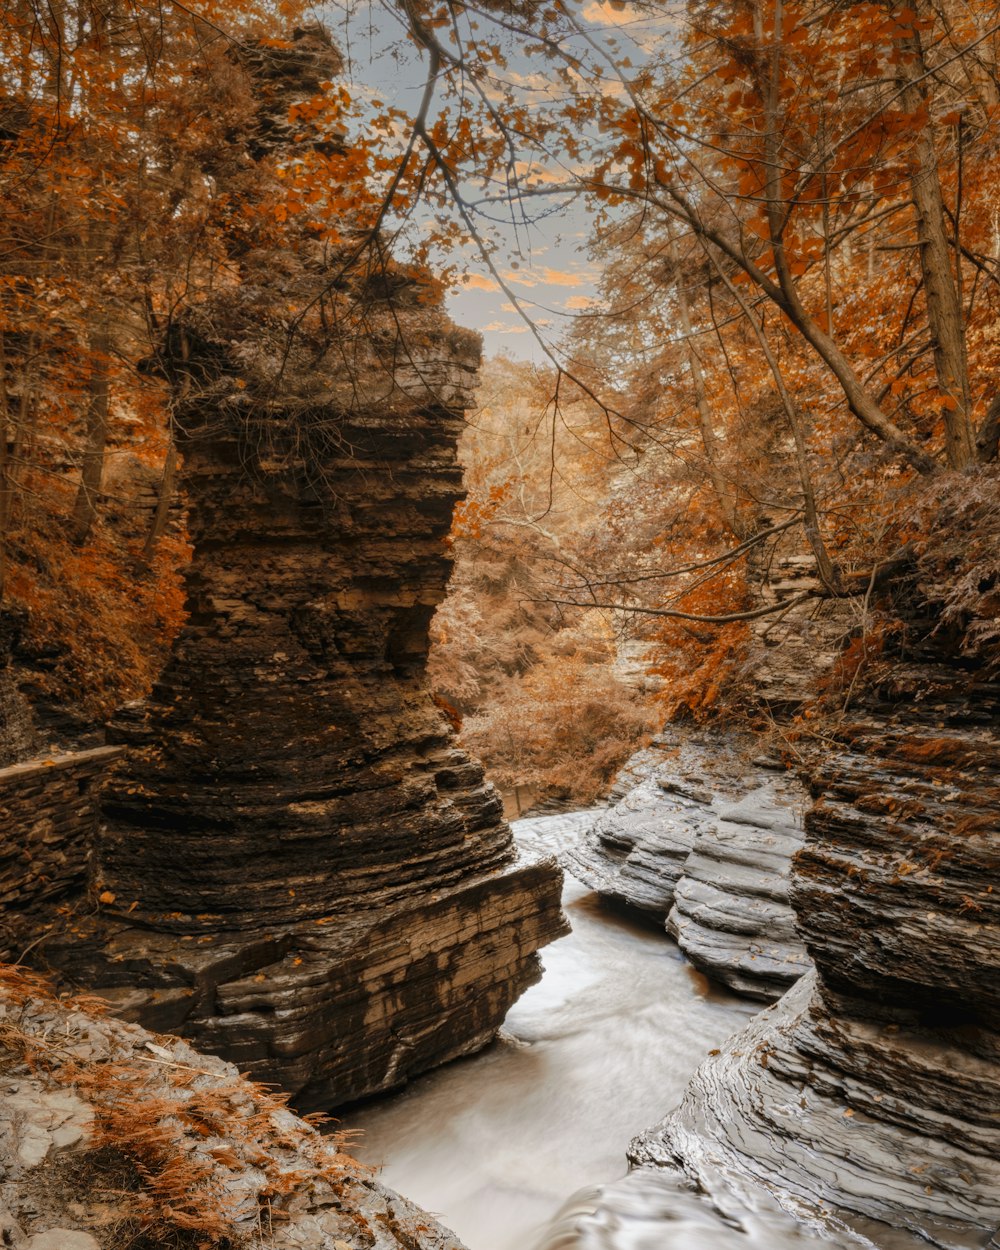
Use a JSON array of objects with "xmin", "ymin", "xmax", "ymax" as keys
[
  {"xmin": 666, "ymin": 786, "xmax": 813, "ymax": 1001},
  {"xmin": 0, "ymin": 611, "xmax": 38, "ymax": 767},
  {"xmin": 565, "ymin": 731, "xmax": 811, "ymax": 1000},
  {"xmin": 629, "ymin": 630, "xmax": 1000, "ymax": 1246},
  {"xmin": 0, "ymin": 748, "xmax": 122, "ymax": 962},
  {"xmin": 8, "ymin": 25, "xmax": 566, "ymax": 1110},
  {"xmin": 745, "ymin": 549, "xmax": 856, "ymax": 715}
]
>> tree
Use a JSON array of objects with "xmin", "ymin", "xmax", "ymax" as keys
[
  {"xmin": 353, "ymin": 0, "xmax": 1000, "ymax": 720},
  {"xmin": 0, "ymin": 0, "xmax": 363, "ymax": 716}
]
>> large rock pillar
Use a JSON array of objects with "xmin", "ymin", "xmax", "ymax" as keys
[{"xmin": 29, "ymin": 25, "xmax": 567, "ymax": 1110}]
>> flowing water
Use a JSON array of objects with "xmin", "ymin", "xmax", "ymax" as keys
[{"xmin": 341, "ymin": 812, "xmax": 863, "ymax": 1250}]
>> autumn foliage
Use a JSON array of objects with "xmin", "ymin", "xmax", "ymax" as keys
[
  {"xmin": 0, "ymin": 0, "xmax": 382, "ymax": 723},
  {"xmin": 419, "ymin": 0, "xmax": 1000, "ymax": 781},
  {"xmin": 3, "ymin": 0, "xmax": 999, "ymax": 769}
]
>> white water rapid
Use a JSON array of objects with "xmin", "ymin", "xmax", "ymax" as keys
[{"xmin": 341, "ymin": 812, "xmax": 867, "ymax": 1250}]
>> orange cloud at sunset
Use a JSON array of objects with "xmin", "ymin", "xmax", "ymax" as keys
[{"xmin": 461, "ymin": 273, "xmax": 501, "ymax": 292}]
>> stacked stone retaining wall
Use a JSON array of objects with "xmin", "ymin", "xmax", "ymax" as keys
[{"xmin": 0, "ymin": 747, "xmax": 122, "ymax": 958}]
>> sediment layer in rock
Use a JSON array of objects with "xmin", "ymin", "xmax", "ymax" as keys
[
  {"xmin": 631, "ymin": 647, "xmax": 1000, "ymax": 1246},
  {"xmin": 631, "ymin": 972, "xmax": 1000, "ymax": 1250},
  {"xmin": 46, "ymin": 856, "xmax": 563, "ymax": 1111},
  {"xmin": 667, "ymin": 787, "xmax": 812, "ymax": 1001},
  {"xmin": 565, "ymin": 732, "xmax": 811, "ymax": 1000}
]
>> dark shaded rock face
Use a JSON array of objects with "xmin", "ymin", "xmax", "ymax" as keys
[
  {"xmin": 37, "ymin": 325, "xmax": 568, "ymax": 1111},
  {"xmin": 631, "ymin": 644, "xmax": 1000, "ymax": 1246},
  {"xmin": 0, "ymin": 748, "xmax": 122, "ymax": 961},
  {"xmin": 0, "ymin": 611, "xmax": 38, "ymax": 767},
  {"xmin": 10, "ymin": 26, "xmax": 567, "ymax": 1112},
  {"xmin": 98, "ymin": 383, "xmax": 513, "ymax": 931},
  {"xmin": 565, "ymin": 732, "xmax": 811, "ymax": 1001}
]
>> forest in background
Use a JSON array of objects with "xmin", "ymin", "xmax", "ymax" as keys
[{"xmin": 1, "ymin": 0, "xmax": 999, "ymax": 801}]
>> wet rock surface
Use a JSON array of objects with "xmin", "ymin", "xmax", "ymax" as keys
[
  {"xmin": 632, "ymin": 973, "xmax": 999, "ymax": 1250},
  {"xmin": 565, "ymin": 732, "xmax": 811, "ymax": 1000},
  {"xmin": 630, "ymin": 645, "xmax": 1000, "ymax": 1247},
  {"xmin": 0, "ymin": 977, "xmax": 467, "ymax": 1249},
  {"xmin": 667, "ymin": 786, "xmax": 813, "ymax": 1001}
]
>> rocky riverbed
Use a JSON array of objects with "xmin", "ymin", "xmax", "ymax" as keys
[{"xmin": 0, "ymin": 969, "xmax": 465, "ymax": 1250}]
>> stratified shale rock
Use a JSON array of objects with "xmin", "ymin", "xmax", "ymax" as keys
[
  {"xmin": 666, "ymin": 786, "xmax": 813, "ymax": 1001},
  {"xmin": 0, "ymin": 611, "xmax": 38, "ymax": 767},
  {"xmin": 631, "ymin": 634, "xmax": 1000, "ymax": 1246},
  {"xmin": 746, "ymin": 549, "xmax": 856, "ymax": 716},
  {"xmin": 565, "ymin": 732, "xmax": 811, "ymax": 1000},
  {"xmin": 10, "ymin": 25, "xmax": 566, "ymax": 1111},
  {"xmin": 565, "ymin": 734, "xmax": 748, "ymax": 921}
]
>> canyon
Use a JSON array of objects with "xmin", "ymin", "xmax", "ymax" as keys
[
  {"xmin": 0, "ymin": 17, "xmax": 997, "ymax": 1250},
  {"xmin": 565, "ymin": 593, "xmax": 999, "ymax": 1249}
]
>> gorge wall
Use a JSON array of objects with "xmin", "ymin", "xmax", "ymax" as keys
[
  {"xmin": 0, "ymin": 748, "xmax": 121, "ymax": 961},
  {"xmin": 3, "ymin": 25, "xmax": 566, "ymax": 1112},
  {"xmin": 628, "ymin": 610, "xmax": 1000, "ymax": 1246}
]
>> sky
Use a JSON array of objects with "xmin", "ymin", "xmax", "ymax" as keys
[{"xmin": 321, "ymin": 0, "xmax": 680, "ymax": 360}]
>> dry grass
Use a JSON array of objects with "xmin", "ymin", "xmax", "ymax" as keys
[{"xmin": 0, "ymin": 964, "xmax": 359, "ymax": 1249}]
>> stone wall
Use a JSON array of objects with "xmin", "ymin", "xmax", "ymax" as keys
[
  {"xmin": 0, "ymin": 748, "xmax": 122, "ymax": 959},
  {"xmin": 630, "ymin": 626, "xmax": 1000, "ymax": 1247}
]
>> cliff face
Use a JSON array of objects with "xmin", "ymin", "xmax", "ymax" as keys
[
  {"xmin": 7, "ymin": 26, "xmax": 566, "ymax": 1110},
  {"xmin": 44, "ymin": 365, "xmax": 568, "ymax": 1110},
  {"xmin": 631, "ymin": 627, "xmax": 1000, "ymax": 1246}
]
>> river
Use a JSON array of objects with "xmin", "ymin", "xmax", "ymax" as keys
[
  {"xmin": 340, "ymin": 804, "xmax": 941, "ymax": 1250},
  {"xmin": 342, "ymin": 810, "xmax": 781, "ymax": 1248}
]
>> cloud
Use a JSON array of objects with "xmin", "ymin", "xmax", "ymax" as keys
[
  {"xmin": 460, "ymin": 273, "xmax": 500, "ymax": 292},
  {"xmin": 539, "ymin": 266, "xmax": 592, "ymax": 287},
  {"xmin": 482, "ymin": 321, "xmax": 529, "ymax": 334},
  {"xmin": 581, "ymin": 0, "xmax": 681, "ymax": 53},
  {"xmin": 512, "ymin": 160, "xmax": 567, "ymax": 186},
  {"xmin": 582, "ymin": 1, "xmax": 638, "ymax": 26},
  {"xmin": 502, "ymin": 265, "xmax": 593, "ymax": 289},
  {"xmin": 564, "ymin": 294, "xmax": 596, "ymax": 310}
]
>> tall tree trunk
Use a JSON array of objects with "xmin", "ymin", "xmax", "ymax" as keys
[
  {"xmin": 898, "ymin": 2, "xmax": 976, "ymax": 468},
  {"xmin": 141, "ymin": 436, "xmax": 178, "ymax": 564},
  {"xmin": 71, "ymin": 321, "xmax": 111, "ymax": 545},
  {"xmin": 705, "ymin": 248, "xmax": 840, "ymax": 592},
  {"xmin": 0, "ymin": 328, "xmax": 36, "ymax": 602}
]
